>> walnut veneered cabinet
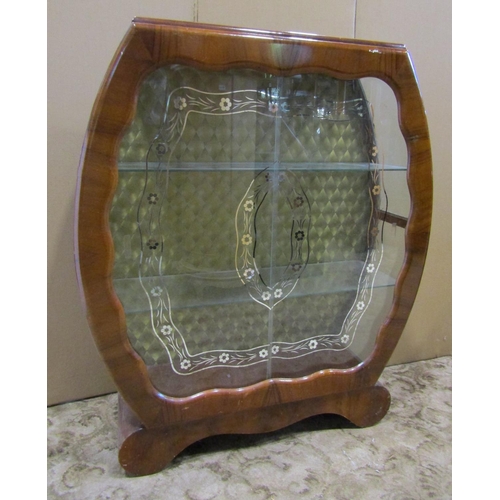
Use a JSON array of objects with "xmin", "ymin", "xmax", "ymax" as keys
[{"xmin": 75, "ymin": 18, "xmax": 432, "ymax": 476}]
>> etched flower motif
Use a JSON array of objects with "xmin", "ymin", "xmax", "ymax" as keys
[
  {"xmin": 243, "ymin": 268, "xmax": 255, "ymax": 280},
  {"xmin": 262, "ymin": 291, "xmax": 271, "ymax": 301},
  {"xmin": 219, "ymin": 97, "xmax": 232, "ymax": 111},
  {"xmin": 274, "ymin": 288, "xmax": 283, "ymax": 299},
  {"xmin": 259, "ymin": 348, "xmax": 268, "ymax": 358},
  {"xmin": 161, "ymin": 324, "xmax": 172, "ymax": 336},
  {"xmin": 244, "ymin": 199, "xmax": 254, "ymax": 212},
  {"xmin": 269, "ymin": 102, "xmax": 279, "ymax": 113},
  {"xmin": 371, "ymin": 227, "xmax": 379, "ymax": 237},
  {"xmin": 291, "ymin": 263, "xmax": 302, "ymax": 273},
  {"xmin": 272, "ymin": 345, "xmax": 280, "ymax": 354},
  {"xmin": 367, "ymin": 263, "xmax": 375, "ymax": 273},
  {"xmin": 241, "ymin": 234, "xmax": 253, "ymax": 246},
  {"xmin": 147, "ymin": 238, "xmax": 159, "ymax": 250},
  {"xmin": 148, "ymin": 193, "xmax": 159, "ymax": 205},
  {"xmin": 174, "ymin": 96, "xmax": 187, "ymax": 110},
  {"xmin": 151, "ymin": 286, "xmax": 163, "ymax": 297},
  {"xmin": 341, "ymin": 335, "xmax": 349, "ymax": 344},
  {"xmin": 293, "ymin": 196, "xmax": 304, "ymax": 208},
  {"xmin": 265, "ymin": 172, "xmax": 285, "ymax": 183},
  {"xmin": 295, "ymin": 230, "xmax": 305, "ymax": 241},
  {"xmin": 219, "ymin": 352, "xmax": 230, "ymax": 363},
  {"xmin": 356, "ymin": 301, "xmax": 365, "ymax": 311},
  {"xmin": 180, "ymin": 359, "xmax": 191, "ymax": 370},
  {"xmin": 156, "ymin": 143, "xmax": 167, "ymax": 155},
  {"xmin": 372, "ymin": 185, "xmax": 381, "ymax": 196},
  {"xmin": 309, "ymin": 339, "xmax": 318, "ymax": 350},
  {"xmin": 371, "ymin": 146, "xmax": 378, "ymax": 157}
]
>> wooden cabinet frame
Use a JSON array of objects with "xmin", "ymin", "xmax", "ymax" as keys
[{"xmin": 75, "ymin": 18, "xmax": 432, "ymax": 476}]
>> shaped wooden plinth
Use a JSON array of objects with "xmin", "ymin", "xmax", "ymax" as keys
[{"xmin": 119, "ymin": 384, "xmax": 390, "ymax": 477}]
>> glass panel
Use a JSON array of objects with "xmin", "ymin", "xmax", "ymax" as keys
[
  {"xmin": 110, "ymin": 66, "xmax": 408, "ymax": 396},
  {"xmin": 347, "ymin": 77, "xmax": 409, "ymax": 363},
  {"xmin": 270, "ymin": 77, "xmax": 408, "ymax": 377}
]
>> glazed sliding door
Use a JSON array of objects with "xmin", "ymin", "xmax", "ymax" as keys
[
  {"xmin": 112, "ymin": 66, "xmax": 283, "ymax": 396},
  {"xmin": 270, "ymin": 76, "xmax": 408, "ymax": 378},
  {"xmin": 109, "ymin": 65, "xmax": 408, "ymax": 397}
]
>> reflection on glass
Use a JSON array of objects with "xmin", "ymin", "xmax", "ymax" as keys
[{"xmin": 109, "ymin": 65, "xmax": 409, "ymax": 396}]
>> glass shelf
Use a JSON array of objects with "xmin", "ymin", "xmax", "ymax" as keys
[
  {"xmin": 113, "ymin": 260, "xmax": 396, "ymax": 314},
  {"xmin": 117, "ymin": 161, "xmax": 407, "ymax": 172}
]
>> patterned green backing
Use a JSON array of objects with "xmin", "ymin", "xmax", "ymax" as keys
[{"xmin": 110, "ymin": 66, "xmax": 375, "ymax": 366}]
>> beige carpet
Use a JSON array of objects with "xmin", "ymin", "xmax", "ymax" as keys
[{"xmin": 47, "ymin": 356, "xmax": 451, "ymax": 499}]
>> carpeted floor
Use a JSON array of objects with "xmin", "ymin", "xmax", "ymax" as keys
[{"xmin": 47, "ymin": 356, "xmax": 451, "ymax": 499}]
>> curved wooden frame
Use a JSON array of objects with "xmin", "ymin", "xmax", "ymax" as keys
[{"xmin": 75, "ymin": 18, "xmax": 432, "ymax": 476}]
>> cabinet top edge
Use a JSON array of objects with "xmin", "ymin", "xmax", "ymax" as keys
[{"xmin": 131, "ymin": 17, "xmax": 407, "ymax": 51}]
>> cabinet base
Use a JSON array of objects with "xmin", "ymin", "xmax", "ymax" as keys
[{"xmin": 118, "ymin": 384, "xmax": 390, "ymax": 476}]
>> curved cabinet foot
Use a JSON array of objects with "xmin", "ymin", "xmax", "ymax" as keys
[
  {"xmin": 119, "ymin": 384, "xmax": 390, "ymax": 476},
  {"xmin": 119, "ymin": 427, "xmax": 190, "ymax": 477},
  {"xmin": 337, "ymin": 384, "xmax": 391, "ymax": 428}
]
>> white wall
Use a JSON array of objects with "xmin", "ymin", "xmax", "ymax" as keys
[{"xmin": 47, "ymin": 1, "xmax": 194, "ymax": 404}]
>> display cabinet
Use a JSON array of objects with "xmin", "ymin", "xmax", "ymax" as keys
[{"xmin": 75, "ymin": 18, "xmax": 432, "ymax": 476}]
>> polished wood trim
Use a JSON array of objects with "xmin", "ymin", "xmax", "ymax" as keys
[
  {"xmin": 75, "ymin": 18, "xmax": 432, "ymax": 472},
  {"xmin": 119, "ymin": 385, "xmax": 391, "ymax": 477},
  {"xmin": 132, "ymin": 17, "xmax": 407, "ymax": 49}
]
